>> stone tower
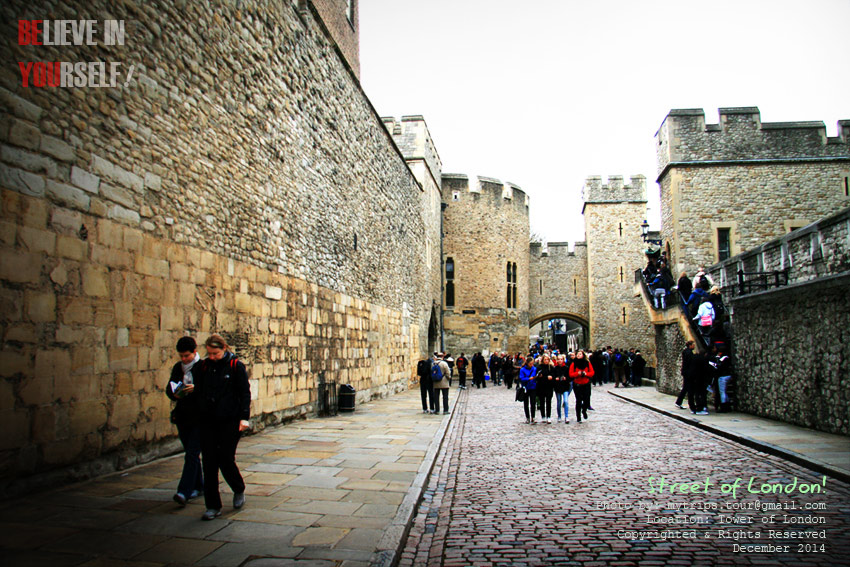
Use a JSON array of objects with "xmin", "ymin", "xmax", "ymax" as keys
[
  {"xmin": 582, "ymin": 176, "xmax": 654, "ymax": 355},
  {"xmin": 656, "ymin": 107, "xmax": 850, "ymax": 276},
  {"xmin": 384, "ymin": 116, "xmax": 444, "ymax": 354},
  {"xmin": 441, "ymin": 175, "xmax": 530, "ymax": 355}
]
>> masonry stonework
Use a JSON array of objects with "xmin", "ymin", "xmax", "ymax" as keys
[
  {"xmin": 583, "ymin": 176, "xmax": 655, "ymax": 358},
  {"xmin": 0, "ymin": 0, "xmax": 430, "ymax": 487},
  {"xmin": 441, "ymin": 175, "xmax": 530, "ymax": 355},
  {"xmin": 656, "ymin": 107, "xmax": 850, "ymax": 275},
  {"xmin": 528, "ymin": 242, "xmax": 589, "ymax": 329}
]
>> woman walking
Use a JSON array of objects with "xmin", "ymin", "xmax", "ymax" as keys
[
  {"xmin": 570, "ymin": 350, "xmax": 595, "ymax": 423},
  {"xmin": 518, "ymin": 357, "xmax": 538, "ymax": 424},
  {"xmin": 553, "ymin": 354, "xmax": 572, "ymax": 423},
  {"xmin": 536, "ymin": 354, "xmax": 555, "ymax": 423},
  {"xmin": 194, "ymin": 334, "xmax": 251, "ymax": 520}
]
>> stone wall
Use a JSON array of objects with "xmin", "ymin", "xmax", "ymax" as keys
[
  {"xmin": 302, "ymin": 0, "xmax": 360, "ymax": 80},
  {"xmin": 0, "ymin": 0, "xmax": 429, "ymax": 485},
  {"xmin": 528, "ymin": 241, "xmax": 588, "ymax": 328},
  {"xmin": 583, "ymin": 176, "xmax": 654, "ymax": 357},
  {"xmin": 700, "ymin": 207, "xmax": 850, "ymax": 435},
  {"xmin": 654, "ymin": 321, "xmax": 687, "ymax": 395},
  {"xmin": 441, "ymin": 174, "xmax": 530, "ymax": 355},
  {"xmin": 656, "ymin": 107, "xmax": 850, "ymax": 275}
]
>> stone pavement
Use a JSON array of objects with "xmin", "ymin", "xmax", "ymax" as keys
[
  {"xmin": 0, "ymin": 388, "xmax": 456, "ymax": 567},
  {"xmin": 400, "ymin": 384, "xmax": 850, "ymax": 566},
  {"xmin": 609, "ymin": 386, "xmax": 850, "ymax": 483}
]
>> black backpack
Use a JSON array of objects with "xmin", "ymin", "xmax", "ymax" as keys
[{"xmin": 417, "ymin": 359, "xmax": 430, "ymax": 377}]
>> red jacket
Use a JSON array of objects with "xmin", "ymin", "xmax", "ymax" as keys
[{"xmin": 569, "ymin": 361, "xmax": 595, "ymax": 385}]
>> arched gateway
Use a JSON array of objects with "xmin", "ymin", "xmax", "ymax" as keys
[{"xmin": 529, "ymin": 312, "xmax": 590, "ymax": 352}]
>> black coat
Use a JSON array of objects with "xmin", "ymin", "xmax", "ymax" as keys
[
  {"xmin": 193, "ymin": 352, "xmax": 251, "ymax": 421},
  {"xmin": 166, "ymin": 361, "xmax": 201, "ymax": 425}
]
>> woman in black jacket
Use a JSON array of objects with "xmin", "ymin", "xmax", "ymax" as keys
[
  {"xmin": 194, "ymin": 334, "xmax": 251, "ymax": 520},
  {"xmin": 536, "ymin": 354, "xmax": 555, "ymax": 423},
  {"xmin": 165, "ymin": 336, "xmax": 204, "ymax": 506}
]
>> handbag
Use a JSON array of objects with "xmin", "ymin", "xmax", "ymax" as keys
[{"xmin": 515, "ymin": 387, "xmax": 526, "ymax": 402}]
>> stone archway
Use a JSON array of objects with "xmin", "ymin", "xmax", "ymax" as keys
[{"xmin": 529, "ymin": 312, "xmax": 590, "ymax": 351}]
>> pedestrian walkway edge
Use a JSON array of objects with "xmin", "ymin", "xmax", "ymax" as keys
[
  {"xmin": 608, "ymin": 389, "xmax": 850, "ymax": 485},
  {"xmin": 371, "ymin": 387, "xmax": 464, "ymax": 567}
]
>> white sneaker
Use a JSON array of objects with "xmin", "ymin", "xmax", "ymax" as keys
[
  {"xmin": 565, "ymin": 419, "xmax": 570, "ymax": 424},
  {"xmin": 696, "ymin": 410, "xmax": 709, "ymax": 415},
  {"xmin": 556, "ymin": 418, "xmax": 562, "ymax": 423}
]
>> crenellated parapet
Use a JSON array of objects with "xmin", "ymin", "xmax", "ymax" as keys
[
  {"xmin": 442, "ymin": 174, "xmax": 530, "ymax": 217},
  {"xmin": 581, "ymin": 175, "xmax": 647, "ymax": 209},
  {"xmin": 656, "ymin": 107, "xmax": 850, "ymax": 179},
  {"xmin": 383, "ymin": 115, "xmax": 443, "ymax": 188}
]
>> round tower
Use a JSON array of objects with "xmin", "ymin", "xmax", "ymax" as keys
[{"xmin": 441, "ymin": 174, "xmax": 530, "ymax": 355}]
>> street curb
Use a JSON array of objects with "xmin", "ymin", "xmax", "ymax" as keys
[
  {"xmin": 608, "ymin": 390, "xmax": 850, "ymax": 484},
  {"xmin": 371, "ymin": 387, "xmax": 464, "ymax": 567}
]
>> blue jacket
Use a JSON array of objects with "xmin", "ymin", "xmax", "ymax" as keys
[
  {"xmin": 687, "ymin": 287, "xmax": 708, "ymax": 306},
  {"xmin": 519, "ymin": 365, "xmax": 537, "ymax": 390}
]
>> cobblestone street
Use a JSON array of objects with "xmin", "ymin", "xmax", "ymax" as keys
[{"xmin": 401, "ymin": 384, "xmax": 850, "ymax": 566}]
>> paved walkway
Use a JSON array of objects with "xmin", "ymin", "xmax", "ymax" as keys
[
  {"xmin": 401, "ymin": 384, "xmax": 850, "ymax": 566},
  {"xmin": 0, "ymin": 388, "xmax": 456, "ymax": 567},
  {"xmin": 609, "ymin": 386, "xmax": 850, "ymax": 483}
]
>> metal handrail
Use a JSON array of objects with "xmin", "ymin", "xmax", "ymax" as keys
[{"xmin": 731, "ymin": 268, "xmax": 789, "ymax": 297}]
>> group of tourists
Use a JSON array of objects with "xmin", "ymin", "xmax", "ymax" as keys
[
  {"xmin": 166, "ymin": 334, "xmax": 251, "ymax": 521},
  {"xmin": 416, "ymin": 344, "xmax": 650, "ymax": 425}
]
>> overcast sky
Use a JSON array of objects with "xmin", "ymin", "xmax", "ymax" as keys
[{"xmin": 359, "ymin": 0, "xmax": 850, "ymax": 244}]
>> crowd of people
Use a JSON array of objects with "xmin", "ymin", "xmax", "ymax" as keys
[
  {"xmin": 675, "ymin": 339, "xmax": 733, "ymax": 415},
  {"xmin": 643, "ymin": 256, "xmax": 728, "ymax": 347},
  {"xmin": 416, "ymin": 344, "xmax": 650, "ymax": 423}
]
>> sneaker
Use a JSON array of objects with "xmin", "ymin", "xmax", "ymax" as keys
[
  {"xmin": 173, "ymin": 492, "xmax": 187, "ymax": 507},
  {"xmin": 588, "ymin": 407, "xmax": 595, "ymax": 411},
  {"xmin": 189, "ymin": 490, "xmax": 202, "ymax": 499},
  {"xmin": 531, "ymin": 419, "xmax": 537, "ymax": 424},
  {"xmin": 525, "ymin": 419, "xmax": 531, "ymax": 424},
  {"xmin": 556, "ymin": 418, "xmax": 562, "ymax": 423},
  {"xmin": 233, "ymin": 492, "xmax": 246, "ymax": 509},
  {"xmin": 202, "ymin": 508, "xmax": 221, "ymax": 521},
  {"xmin": 565, "ymin": 419, "xmax": 570, "ymax": 424},
  {"xmin": 576, "ymin": 418, "xmax": 581, "ymax": 423},
  {"xmin": 423, "ymin": 409, "xmax": 430, "ymax": 413},
  {"xmin": 675, "ymin": 403, "xmax": 684, "ymax": 409},
  {"xmin": 442, "ymin": 411, "xmax": 449, "ymax": 415},
  {"xmin": 696, "ymin": 410, "xmax": 709, "ymax": 415}
]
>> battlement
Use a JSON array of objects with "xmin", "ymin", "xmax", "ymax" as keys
[
  {"xmin": 582, "ymin": 175, "xmax": 647, "ymax": 204},
  {"xmin": 383, "ymin": 115, "xmax": 443, "ymax": 187},
  {"xmin": 442, "ymin": 174, "xmax": 530, "ymax": 214},
  {"xmin": 656, "ymin": 107, "xmax": 850, "ymax": 177},
  {"xmin": 530, "ymin": 241, "xmax": 587, "ymax": 258}
]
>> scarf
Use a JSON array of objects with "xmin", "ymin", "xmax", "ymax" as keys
[{"xmin": 181, "ymin": 352, "xmax": 200, "ymax": 383}]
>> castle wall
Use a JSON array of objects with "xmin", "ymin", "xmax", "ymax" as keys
[
  {"xmin": 0, "ymin": 0, "xmax": 426, "ymax": 483},
  {"xmin": 302, "ymin": 0, "xmax": 360, "ymax": 79},
  {"xmin": 528, "ymin": 242, "xmax": 588, "ymax": 326},
  {"xmin": 704, "ymin": 207, "xmax": 850, "ymax": 435},
  {"xmin": 657, "ymin": 107, "xmax": 850, "ymax": 275},
  {"xmin": 583, "ymin": 176, "xmax": 654, "ymax": 358},
  {"xmin": 441, "ymin": 175, "xmax": 529, "ymax": 355}
]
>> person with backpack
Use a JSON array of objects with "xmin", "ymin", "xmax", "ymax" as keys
[
  {"xmin": 417, "ymin": 356, "xmax": 436, "ymax": 413},
  {"xmin": 694, "ymin": 297, "xmax": 716, "ymax": 346},
  {"xmin": 432, "ymin": 354, "xmax": 451, "ymax": 414},
  {"xmin": 193, "ymin": 334, "xmax": 251, "ymax": 521},
  {"xmin": 518, "ymin": 357, "xmax": 538, "ymax": 424},
  {"xmin": 612, "ymin": 348, "xmax": 628, "ymax": 388},
  {"xmin": 455, "ymin": 353, "xmax": 468, "ymax": 390}
]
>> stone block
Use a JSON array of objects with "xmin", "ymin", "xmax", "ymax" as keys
[
  {"xmin": 115, "ymin": 301, "xmax": 133, "ymax": 326},
  {"xmin": 56, "ymin": 235, "xmax": 86, "ymax": 260},
  {"xmin": 32, "ymin": 405, "xmax": 56, "ymax": 442},
  {"xmin": 46, "ymin": 179, "xmax": 90, "ymax": 211},
  {"xmin": 40, "ymin": 134, "xmax": 75, "ymax": 162},
  {"xmin": 108, "ymin": 346, "xmax": 137, "ymax": 373},
  {"xmin": 0, "ymin": 87, "xmax": 43, "ymax": 121},
  {"xmin": 26, "ymin": 291, "xmax": 56, "ymax": 322},
  {"xmin": 144, "ymin": 171, "xmax": 162, "ymax": 191},
  {"xmin": 8, "ymin": 119, "xmax": 40, "ymax": 150},
  {"xmin": 123, "ymin": 227, "xmax": 144, "ymax": 252},
  {"xmin": 0, "ymin": 408, "xmax": 30, "ymax": 451},
  {"xmin": 110, "ymin": 394, "xmax": 141, "ymax": 428},
  {"xmin": 62, "ymin": 298, "xmax": 93, "ymax": 325},
  {"xmin": 18, "ymin": 225, "xmax": 56, "ymax": 254},
  {"xmin": 42, "ymin": 435, "xmax": 84, "ymax": 465},
  {"xmin": 82, "ymin": 265, "xmax": 110, "ymax": 297},
  {"xmin": 160, "ymin": 306, "xmax": 183, "ymax": 331},
  {"xmin": 101, "ymin": 182, "xmax": 136, "ymax": 209},
  {"xmin": 5, "ymin": 322, "xmax": 38, "ymax": 343},
  {"xmin": 70, "ymin": 166, "xmax": 100, "ymax": 194},
  {"xmin": 1, "ymin": 144, "xmax": 58, "ymax": 178},
  {"xmin": 108, "ymin": 203, "xmax": 141, "ymax": 225},
  {"xmin": 136, "ymin": 256, "xmax": 169, "ymax": 278},
  {"xmin": 69, "ymin": 399, "xmax": 107, "ymax": 437},
  {"xmin": 0, "ymin": 249, "xmax": 42, "ymax": 283},
  {"xmin": 0, "ymin": 163, "xmax": 45, "ymax": 197}
]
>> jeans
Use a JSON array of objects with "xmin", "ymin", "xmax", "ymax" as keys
[
  {"xmin": 653, "ymin": 287, "xmax": 667, "ymax": 309},
  {"xmin": 523, "ymin": 389, "xmax": 538, "ymax": 420},
  {"xmin": 420, "ymin": 380, "xmax": 435, "ymax": 411},
  {"xmin": 176, "ymin": 422, "xmax": 203, "ymax": 498},
  {"xmin": 538, "ymin": 387, "xmax": 552, "ymax": 418},
  {"xmin": 555, "ymin": 387, "xmax": 571, "ymax": 420},
  {"xmin": 717, "ymin": 375, "xmax": 731, "ymax": 404},
  {"xmin": 201, "ymin": 419, "xmax": 245, "ymax": 511}
]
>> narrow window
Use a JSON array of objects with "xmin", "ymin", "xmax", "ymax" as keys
[
  {"xmin": 539, "ymin": 279, "xmax": 543, "ymax": 296},
  {"xmin": 506, "ymin": 262, "xmax": 517, "ymax": 308},
  {"xmin": 452, "ymin": 191, "xmax": 460, "ymax": 201},
  {"xmin": 717, "ymin": 228, "xmax": 731, "ymax": 261},
  {"xmin": 445, "ymin": 257, "xmax": 455, "ymax": 308},
  {"xmin": 844, "ymin": 176, "xmax": 849, "ymax": 197},
  {"xmin": 346, "ymin": 0, "xmax": 355, "ymax": 25},
  {"xmin": 573, "ymin": 278, "xmax": 577, "ymax": 295},
  {"xmin": 619, "ymin": 266, "xmax": 624, "ymax": 283},
  {"xmin": 512, "ymin": 284, "xmax": 517, "ymax": 309},
  {"xmin": 622, "ymin": 307, "xmax": 628, "ymax": 325},
  {"xmin": 618, "ymin": 223, "xmax": 623, "ymax": 238}
]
